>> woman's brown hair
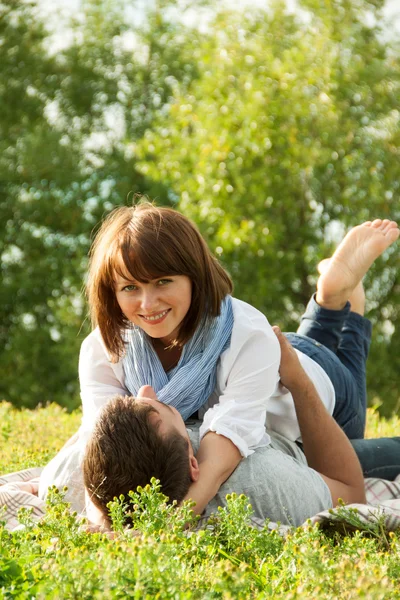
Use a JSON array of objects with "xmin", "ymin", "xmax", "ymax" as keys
[{"xmin": 87, "ymin": 202, "xmax": 233, "ymax": 361}]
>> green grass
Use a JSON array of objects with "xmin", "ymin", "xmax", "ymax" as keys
[
  {"xmin": 1, "ymin": 402, "xmax": 400, "ymax": 599},
  {"xmin": 0, "ymin": 402, "xmax": 81, "ymax": 473}
]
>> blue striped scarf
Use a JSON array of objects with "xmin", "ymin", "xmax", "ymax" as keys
[{"xmin": 123, "ymin": 296, "xmax": 234, "ymax": 421}]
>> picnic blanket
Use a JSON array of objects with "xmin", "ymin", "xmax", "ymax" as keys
[{"xmin": 2, "ymin": 468, "xmax": 400, "ymax": 534}]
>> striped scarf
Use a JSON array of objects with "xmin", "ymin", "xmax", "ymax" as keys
[{"xmin": 123, "ymin": 296, "xmax": 234, "ymax": 420}]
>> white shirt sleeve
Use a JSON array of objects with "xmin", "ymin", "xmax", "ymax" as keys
[
  {"xmin": 79, "ymin": 329, "xmax": 128, "ymax": 431},
  {"xmin": 199, "ymin": 300, "xmax": 281, "ymax": 458}
]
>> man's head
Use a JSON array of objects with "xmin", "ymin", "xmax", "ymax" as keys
[{"xmin": 82, "ymin": 388, "xmax": 199, "ymax": 526}]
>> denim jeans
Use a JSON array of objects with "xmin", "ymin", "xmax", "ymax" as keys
[
  {"xmin": 287, "ymin": 295, "xmax": 400, "ymax": 480},
  {"xmin": 350, "ymin": 437, "xmax": 400, "ymax": 480},
  {"xmin": 285, "ymin": 294, "xmax": 371, "ymax": 440}
]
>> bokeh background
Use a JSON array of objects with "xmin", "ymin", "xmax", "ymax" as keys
[{"xmin": 1, "ymin": 0, "xmax": 400, "ymax": 414}]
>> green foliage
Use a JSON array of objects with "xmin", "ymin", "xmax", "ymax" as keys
[
  {"xmin": 0, "ymin": 0, "xmax": 199, "ymax": 410},
  {"xmin": 323, "ymin": 502, "xmax": 393, "ymax": 550},
  {"xmin": 1, "ymin": 405, "xmax": 400, "ymax": 598},
  {"xmin": 138, "ymin": 1, "xmax": 400, "ymax": 414},
  {"xmin": 1, "ymin": 0, "xmax": 400, "ymax": 414},
  {"xmin": 2, "ymin": 480, "xmax": 400, "ymax": 598},
  {"xmin": 0, "ymin": 0, "xmax": 89, "ymax": 410},
  {"xmin": 107, "ymin": 478, "xmax": 198, "ymax": 534},
  {"xmin": 0, "ymin": 402, "xmax": 80, "ymax": 473}
]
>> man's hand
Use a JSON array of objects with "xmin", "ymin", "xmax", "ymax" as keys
[
  {"xmin": 272, "ymin": 326, "xmax": 310, "ymax": 391},
  {"xmin": 272, "ymin": 326, "xmax": 365, "ymax": 506}
]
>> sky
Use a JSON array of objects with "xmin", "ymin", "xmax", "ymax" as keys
[{"xmin": 37, "ymin": 0, "xmax": 400, "ymax": 39}]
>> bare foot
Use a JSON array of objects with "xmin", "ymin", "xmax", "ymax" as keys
[
  {"xmin": 316, "ymin": 219, "xmax": 399, "ymax": 310},
  {"xmin": 318, "ymin": 259, "xmax": 365, "ymax": 315}
]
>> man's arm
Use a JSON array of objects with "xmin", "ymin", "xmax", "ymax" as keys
[
  {"xmin": 273, "ymin": 326, "xmax": 366, "ymax": 506},
  {"xmin": 183, "ymin": 433, "xmax": 242, "ymax": 515}
]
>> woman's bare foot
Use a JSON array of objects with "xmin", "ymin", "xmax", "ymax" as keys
[
  {"xmin": 316, "ymin": 219, "xmax": 399, "ymax": 311},
  {"xmin": 317, "ymin": 259, "xmax": 366, "ymax": 315}
]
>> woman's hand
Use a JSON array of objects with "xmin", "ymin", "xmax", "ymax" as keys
[
  {"xmin": 10, "ymin": 480, "xmax": 39, "ymax": 495},
  {"xmin": 137, "ymin": 385, "xmax": 158, "ymax": 400}
]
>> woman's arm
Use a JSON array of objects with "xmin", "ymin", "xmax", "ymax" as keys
[
  {"xmin": 183, "ymin": 431, "xmax": 242, "ymax": 515},
  {"xmin": 199, "ymin": 328, "xmax": 281, "ymax": 458},
  {"xmin": 187, "ymin": 308, "xmax": 281, "ymax": 512},
  {"xmin": 79, "ymin": 330, "xmax": 128, "ymax": 427}
]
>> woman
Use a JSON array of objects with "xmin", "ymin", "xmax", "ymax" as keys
[{"xmin": 75, "ymin": 203, "xmax": 399, "ymax": 512}]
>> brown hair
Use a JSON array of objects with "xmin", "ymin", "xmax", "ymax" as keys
[
  {"xmin": 82, "ymin": 395, "xmax": 192, "ymax": 526},
  {"xmin": 87, "ymin": 202, "xmax": 233, "ymax": 361}
]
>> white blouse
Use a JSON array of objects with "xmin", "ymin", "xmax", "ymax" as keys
[{"xmin": 78, "ymin": 298, "xmax": 335, "ymax": 457}]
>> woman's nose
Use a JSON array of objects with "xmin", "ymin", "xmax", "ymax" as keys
[{"xmin": 139, "ymin": 287, "xmax": 159, "ymax": 312}]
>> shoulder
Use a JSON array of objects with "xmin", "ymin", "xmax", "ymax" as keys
[
  {"xmin": 79, "ymin": 327, "xmax": 126, "ymax": 403},
  {"xmin": 80, "ymin": 327, "xmax": 114, "ymax": 362},
  {"xmin": 228, "ymin": 297, "xmax": 279, "ymax": 352},
  {"xmin": 231, "ymin": 297, "xmax": 270, "ymax": 329},
  {"xmin": 214, "ymin": 297, "xmax": 280, "ymax": 381}
]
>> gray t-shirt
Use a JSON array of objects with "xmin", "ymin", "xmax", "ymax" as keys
[{"xmin": 187, "ymin": 421, "xmax": 332, "ymax": 527}]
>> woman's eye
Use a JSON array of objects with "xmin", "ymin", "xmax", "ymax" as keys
[
  {"xmin": 157, "ymin": 279, "xmax": 172, "ymax": 286},
  {"xmin": 122, "ymin": 284, "xmax": 137, "ymax": 292}
]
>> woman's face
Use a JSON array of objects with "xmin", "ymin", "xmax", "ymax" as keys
[{"xmin": 114, "ymin": 272, "xmax": 192, "ymax": 344}]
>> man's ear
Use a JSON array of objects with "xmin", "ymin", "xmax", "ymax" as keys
[{"xmin": 189, "ymin": 455, "xmax": 200, "ymax": 482}]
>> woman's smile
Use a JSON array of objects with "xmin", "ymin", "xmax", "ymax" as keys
[{"xmin": 139, "ymin": 309, "xmax": 171, "ymax": 324}]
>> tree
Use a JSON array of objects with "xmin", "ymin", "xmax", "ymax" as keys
[
  {"xmin": 2, "ymin": 0, "xmax": 399, "ymax": 414},
  {"xmin": 0, "ymin": 0, "xmax": 199, "ymax": 408},
  {"xmin": 137, "ymin": 1, "xmax": 400, "ymax": 413}
]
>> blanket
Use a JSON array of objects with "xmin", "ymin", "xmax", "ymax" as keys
[{"xmin": 2, "ymin": 468, "xmax": 400, "ymax": 534}]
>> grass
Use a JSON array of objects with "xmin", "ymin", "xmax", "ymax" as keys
[
  {"xmin": 1, "ymin": 402, "xmax": 400, "ymax": 599},
  {"xmin": 0, "ymin": 402, "xmax": 81, "ymax": 473}
]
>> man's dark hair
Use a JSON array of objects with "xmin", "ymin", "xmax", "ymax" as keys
[{"xmin": 82, "ymin": 395, "xmax": 192, "ymax": 524}]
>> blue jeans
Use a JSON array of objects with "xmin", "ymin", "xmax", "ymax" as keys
[
  {"xmin": 287, "ymin": 295, "xmax": 400, "ymax": 480},
  {"xmin": 285, "ymin": 294, "xmax": 371, "ymax": 440},
  {"xmin": 351, "ymin": 437, "xmax": 400, "ymax": 480}
]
